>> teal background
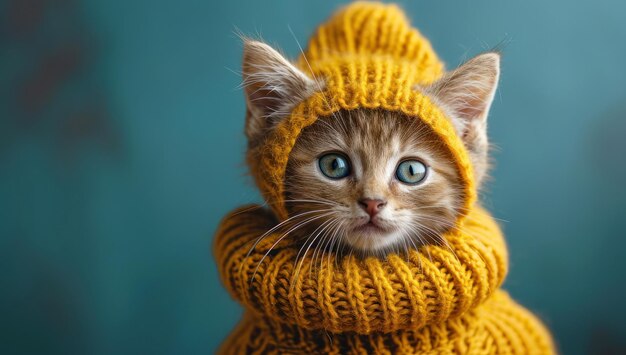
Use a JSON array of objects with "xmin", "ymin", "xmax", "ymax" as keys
[{"xmin": 2, "ymin": 0, "xmax": 626, "ymax": 354}]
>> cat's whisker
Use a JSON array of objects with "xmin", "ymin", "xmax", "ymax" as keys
[
  {"xmin": 311, "ymin": 217, "xmax": 341, "ymax": 277},
  {"xmin": 291, "ymin": 216, "xmax": 340, "ymax": 289},
  {"xmin": 346, "ymin": 228, "xmax": 368, "ymax": 260},
  {"xmin": 311, "ymin": 232, "xmax": 329, "ymax": 276},
  {"xmin": 281, "ymin": 190, "xmax": 348, "ymax": 207},
  {"xmin": 414, "ymin": 213, "xmax": 495, "ymax": 242},
  {"xmin": 407, "ymin": 219, "xmax": 462, "ymax": 264},
  {"xmin": 293, "ymin": 217, "xmax": 335, "ymax": 267},
  {"xmin": 338, "ymin": 223, "xmax": 352, "ymax": 259},
  {"xmin": 330, "ymin": 221, "xmax": 346, "ymax": 268},
  {"xmin": 323, "ymin": 219, "xmax": 345, "ymax": 271},
  {"xmin": 313, "ymin": 220, "xmax": 341, "ymax": 270},
  {"xmin": 282, "ymin": 198, "xmax": 341, "ymax": 207},
  {"xmin": 397, "ymin": 228, "xmax": 411, "ymax": 263},
  {"xmin": 241, "ymin": 208, "xmax": 333, "ymax": 272},
  {"xmin": 405, "ymin": 222, "xmax": 435, "ymax": 264},
  {"xmin": 249, "ymin": 211, "xmax": 336, "ymax": 284},
  {"xmin": 282, "ymin": 199, "xmax": 339, "ymax": 207},
  {"xmin": 404, "ymin": 231, "xmax": 423, "ymax": 272},
  {"xmin": 295, "ymin": 218, "xmax": 338, "ymax": 276}
]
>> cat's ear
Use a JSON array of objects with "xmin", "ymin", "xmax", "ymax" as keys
[
  {"xmin": 422, "ymin": 52, "xmax": 500, "ymax": 185},
  {"xmin": 242, "ymin": 39, "xmax": 319, "ymax": 144}
]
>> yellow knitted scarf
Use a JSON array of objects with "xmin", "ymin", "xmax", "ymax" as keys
[
  {"xmin": 215, "ymin": 2, "xmax": 555, "ymax": 353},
  {"xmin": 215, "ymin": 206, "xmax": 553, "ymax": 353}
]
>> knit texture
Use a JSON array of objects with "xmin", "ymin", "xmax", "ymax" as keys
[
  {"xmin": 217, "ymin": 2, "xmax": 556, "ymax": 353},
  {"xmin": 218, "ymin": 291, "xmax": 551, "ymax": 354},
  {"xmin": 215, "ymin": 206, "xmax": 554, "ymax": 354},
  {"xmin": 247, "ymin": 1, "xmax": 474, "ymax": 223}
]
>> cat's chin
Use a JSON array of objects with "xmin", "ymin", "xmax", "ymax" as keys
[
  {"xmin": 344, "ymin": 225, "xmax": 403, "ymax": 253},
  {"xmin": 353, "ymin": 221, "xmax": 387, "ymax": 234}
]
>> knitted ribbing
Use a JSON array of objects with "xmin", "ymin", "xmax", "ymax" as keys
[
  {"xmin": 218, "ymin": 291, "xmax": 553, "ymax": 354},
  {"xmin": 215, "ymin": 205, "xmax": 507, "ymax": 334},
  {"xmin": 214, "ymin": 206, "xmax": 555, "ymax": 354}
]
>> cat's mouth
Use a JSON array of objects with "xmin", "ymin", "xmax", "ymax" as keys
[
  {"xmin": 346, "ymin": 218, "xmax": 402, "ymax": 251},
  {"xmin": 353, "ymin": 220, "xmax": 391, "ymax": 235}
]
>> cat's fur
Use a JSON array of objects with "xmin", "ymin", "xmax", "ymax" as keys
[{"xmin": 242, "ymin": 39, "xmax": 500, "ymax": 255}]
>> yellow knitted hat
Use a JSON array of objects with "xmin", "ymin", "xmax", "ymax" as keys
[{"xmin": 247, "ymin": 1, "xmax": 476, "ymax": 222}]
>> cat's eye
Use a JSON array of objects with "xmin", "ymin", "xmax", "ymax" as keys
[
  {"xmin": 318, "ymin": 153, "xmax": 351, "ymax": 179},
  {"xmin": 396, "ymin": 160, "xmax": 428, "ymax": 185}
]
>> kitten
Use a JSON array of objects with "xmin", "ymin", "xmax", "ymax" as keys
[{"xmin": 242, "ymin": 39, "xmax": 499, "ymax": 256}]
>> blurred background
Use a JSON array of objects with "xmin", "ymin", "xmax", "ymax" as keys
[{"xmin": 1, "ymin": 0, "xmax": 625, "ymax": 354}]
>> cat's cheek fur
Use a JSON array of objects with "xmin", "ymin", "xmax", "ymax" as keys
[{"xmin": 285, "ymin": 109, "xmax": 464, "ymax": 256}]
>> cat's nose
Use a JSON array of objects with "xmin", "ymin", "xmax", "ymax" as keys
[{"xmin": 358, "ymin": 198, "xmax": 387, "ymax": 217}]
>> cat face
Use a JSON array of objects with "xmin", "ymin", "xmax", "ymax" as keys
[
  {"xmin": 241, "ymin": 39, "xmax": 499, "ymax": 255},
  {"xmin": 285, "ymin": 109, "xmax": 462, "ymax": 254}
]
